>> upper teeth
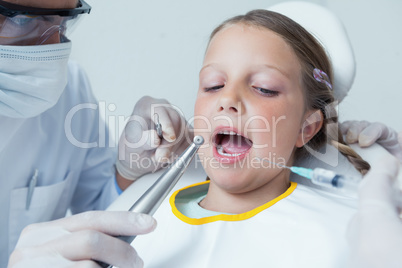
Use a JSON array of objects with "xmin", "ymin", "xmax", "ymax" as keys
[{"xmin": 219, "ymin": 131, "xmax": 240, "ymax": 136}]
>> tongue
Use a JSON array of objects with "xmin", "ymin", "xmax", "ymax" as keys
[{"xmin": 221, "ymin": 135, "xmax": 252, "ymax": 154}]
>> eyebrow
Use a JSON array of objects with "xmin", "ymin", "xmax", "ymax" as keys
[
  {"xmin": 199, "ymin": 63, "xmax": 291, "ymax": 79},
  {"xmin": 199, "ymin": 64, "xmax": 216, "ymax": 75},
  {"xmin": 261, "ymin": 64, "xmax": 291, "ymax": 79}
]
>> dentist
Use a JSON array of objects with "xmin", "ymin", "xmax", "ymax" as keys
[{"xmin": 1, "ymin": 0, "xmax": 187, "ymax": 267}]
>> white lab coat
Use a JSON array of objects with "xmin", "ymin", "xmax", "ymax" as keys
[{"xmin": 0, "ymin": 61, "xmax": 118, "ymax": 267}]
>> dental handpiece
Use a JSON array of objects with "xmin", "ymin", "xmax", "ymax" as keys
[
  {"xmin": 121, "ymin": 135, "xmax": 204, "ymax": 242},
  {"xmin": 99, "ymin": 136, "xmax": 204, "ymax": 268}
]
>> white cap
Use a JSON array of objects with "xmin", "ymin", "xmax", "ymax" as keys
[{"xmin": 268, "ymin": 1, "xmax": 355, "ymax": 102}]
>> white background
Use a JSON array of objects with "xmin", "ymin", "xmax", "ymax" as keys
[{"xmin": 70, "ymin": 0, "xmax": 402, "ymax": 141}]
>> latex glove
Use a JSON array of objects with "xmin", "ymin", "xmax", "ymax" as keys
[
  {"xmin": 116, "ymin": 96, "xmax": 193, "ymax": 181},
  {"xmin": 341, "ymin": 120, "xmax": 402, "ymax": 161},
  {"xmin": 8, "ymin": 211, "xmax": 156, "ymax": 268},
  {"xmin": 347, "ymin": 154, "xmax": 402, "ymax": 268}
]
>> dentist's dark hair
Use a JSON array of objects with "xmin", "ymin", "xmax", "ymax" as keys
[{"xmin": 208, "ymin": 9, "xmax": 370, "ymax": 174}]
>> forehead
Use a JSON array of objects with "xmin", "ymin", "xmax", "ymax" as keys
[
  {"xmin": 2, "ymin": 0, "xmax": 78, "ymax": 9},
  {"xmin": 205, "ymin": 24, "xmax": 301, "ymax": 78},
  {"xmin": 208, "ymin": 23, "xmax": 292, "ymax": 55}
]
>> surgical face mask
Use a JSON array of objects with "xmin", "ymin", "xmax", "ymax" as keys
[{"xmin": 0, "ymin": 41, "xmax": 72, "ymax": 118}]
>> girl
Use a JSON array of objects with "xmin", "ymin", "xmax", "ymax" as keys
[{"xmin": 134, "ymin": 9, "xmax": 369, "ymax": 268}]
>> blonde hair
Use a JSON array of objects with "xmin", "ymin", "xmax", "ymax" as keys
[{"xmin": 209, "ymin": 9, "xmax": 370, "ymax": 174}]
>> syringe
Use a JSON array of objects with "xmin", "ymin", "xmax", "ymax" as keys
[
  {"xmin": 258, "ymin": 157, "xmax": 362, "ymax": 192},
  {"xmin": 258, "ymin": 158, "xmax": 402, "ymax": 207},
  {"xmin": 288, "ymin": 166, "xmax": 362, "ymax": 192}
]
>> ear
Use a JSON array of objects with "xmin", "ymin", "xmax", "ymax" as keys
[{"xmin": 296, "ymin": 109, "xmax": 323, "ymax": 148}]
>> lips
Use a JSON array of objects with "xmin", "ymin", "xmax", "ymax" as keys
[{"xmin": 212, "ymin": 128, "xmax": 253, "ymax": 163}]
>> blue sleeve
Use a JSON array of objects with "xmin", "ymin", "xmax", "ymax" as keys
[
  {"xmin": 114, "ymin": 175, "xmax": 124, "ymax": 195},
  {"xmin": 67, "ymin": 62, "xmax": 119, "ymax": 213}
]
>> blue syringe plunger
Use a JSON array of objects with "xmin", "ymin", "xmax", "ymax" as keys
[{"xmin": 311, "ymin": 168, "xmax": 361, "ymax": 191}]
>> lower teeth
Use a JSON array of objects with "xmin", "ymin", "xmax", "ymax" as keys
[{"xmin": 217, "ymin": 146, "xmax": 242, "ymax": 157}]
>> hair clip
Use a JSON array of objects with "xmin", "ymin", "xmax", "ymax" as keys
[{"xmin": 313, "ymin": 68, "xmax": 332, "ymax": 90}]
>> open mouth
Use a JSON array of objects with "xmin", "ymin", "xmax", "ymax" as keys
[{"xmin": 213, "ymin": 130, "xmax": 253, "ymax": 158}]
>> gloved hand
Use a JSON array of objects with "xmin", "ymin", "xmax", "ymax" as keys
[
  {"xmin": 347, "ymin": 154, "xmax": 402, "ymax": 268},
  {"xmin": 8, "ymin": 211, "xmax": 156, "ymax": 268},
  {"xmin": 341, "ymin": 120, "xmax": 402, "ymax": 161},
  {"xmin": 116, "ymin": 96, "xmax": 193, "ymax": 181}
]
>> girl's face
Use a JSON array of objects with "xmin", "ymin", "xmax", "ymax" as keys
[{"xmin": 194, "ymin": 24, "xmax": 316, "ymax": 195}]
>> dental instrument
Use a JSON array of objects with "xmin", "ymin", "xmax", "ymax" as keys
[
  {"xmin": 98, "ymin": 135, "xmax": 204, "ymax": 268},
  {"xmin": 258, "ymin": 158, "xmax": 402, "ymax": 206},
  {"xmin": 154, "ymin": 113, "xmax": 163, "ymax": 138}
]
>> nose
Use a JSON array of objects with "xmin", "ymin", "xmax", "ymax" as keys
[{"xmin": 217, "ymin": 86, "xmax": 243, "ymax": 114}]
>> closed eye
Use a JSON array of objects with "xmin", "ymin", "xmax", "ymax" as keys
[
  {"xmin": 254, "ymin": 87, "xmax": 279, "ymax": 97},
  {"xmin": 204, "ymin": 85, "xmax": 224, "ymax": 92}
]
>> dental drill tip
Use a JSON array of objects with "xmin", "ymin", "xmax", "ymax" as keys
[{"xmin": 193, "ymin": 136, "xmax": 204, "ymax": 146}]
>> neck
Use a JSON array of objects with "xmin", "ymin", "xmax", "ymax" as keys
[{"xmin": 199, "ymin": 169, "xmax": 291, "ymax": 214}]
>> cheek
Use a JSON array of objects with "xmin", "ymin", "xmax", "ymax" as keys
[
  {"xmin": 194, "ymin": 97, "xmax": 212, "ymax": 136},
  {"xmin": 194, "ymin": 95, "xmax": 203, "ymax": 115},
  {"xmin": 247, "ymin": 103, "xmax": 303, "ymax": 149},
  {"xmin": 273, "ymin": 108, "xmax": 304, "ymax": 145}
]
